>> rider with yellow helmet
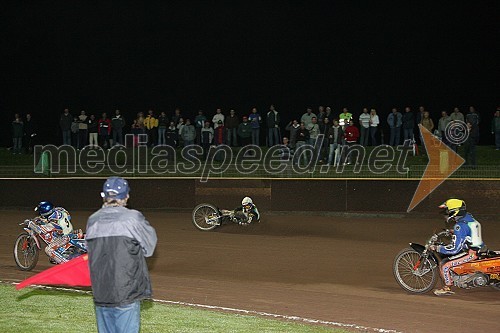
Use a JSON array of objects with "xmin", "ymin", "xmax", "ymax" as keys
[{"xmin": 431, "ymin": 198, "xmax": 484, "ymax": 296}]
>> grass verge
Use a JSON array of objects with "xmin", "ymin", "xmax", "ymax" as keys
[{"xmin": 0, "ymin": 284, "xmax": 348, "ymax": 333}]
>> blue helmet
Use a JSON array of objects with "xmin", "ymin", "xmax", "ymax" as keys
[{"xmin": 35, "ymin": 201, "xmax": 54, "ymax": 217}]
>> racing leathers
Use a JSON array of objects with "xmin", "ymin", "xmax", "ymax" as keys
[
  {"xmin": 435, "ymin": 213, "xmax": 483, "ymax": 286},
  {"xmin": 233, "ymin": 203, "xmax": 260, "ymax": 225},
  {"xmin": 37, "ymin": 207, "xmax": 81, "ymax": 263}
]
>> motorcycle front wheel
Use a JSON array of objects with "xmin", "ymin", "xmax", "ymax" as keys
[
  {"xmin": 393, "ymin": 247, "xmax": 438, "ymax": 294},
  {"xmin": 192, "ymin": 203, "xmax": 221, "ymax": 231},
  {"xmin": 14, "ymin": 232, "xmax": 39, "ymax": 271}
]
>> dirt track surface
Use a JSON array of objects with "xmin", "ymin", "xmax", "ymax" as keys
[{"xmin": 1, "ymin": 210, "xmax": 499, "ymax": 333}]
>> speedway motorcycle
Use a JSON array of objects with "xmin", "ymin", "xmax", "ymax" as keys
[
  {"xmin": 13, "ymin": 218, "xmax": 87, "ymax": 271},
  {"xmin": 192, "ymin": 203, "xmax": 256, "ymax": 231},
  {"xmin": 393, "ymin": 230, "xmax": 500, "ymax": 294}
]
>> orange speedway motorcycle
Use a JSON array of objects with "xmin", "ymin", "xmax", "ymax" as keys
[{"xmin": 393, "ymin": 230, "xmax": 500, "ymax": 294}]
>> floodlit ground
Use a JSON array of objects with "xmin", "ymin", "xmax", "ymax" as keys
[{"xmin": 1, "ymin": 210, "xmax": 499, "ymax": 333}]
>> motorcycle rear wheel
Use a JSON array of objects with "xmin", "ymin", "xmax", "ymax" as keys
[
  {"xmin": 14, "ymin": 232, "xmax": 39, "ymax": 271},
  {"xmin": 393, "ymin": 247, "xmax": 438, "ymax": 294},
  {"xmin": 192, "ymin": 203, "xmax": 220, "ymax": 231}
]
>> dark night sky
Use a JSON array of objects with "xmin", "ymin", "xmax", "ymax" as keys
[{"xmin": 1, "ymin": 1, "xmax": 499, "ymax": 145}]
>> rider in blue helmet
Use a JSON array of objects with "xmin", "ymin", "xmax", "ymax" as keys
[{"xmin": 35, "ymin": 201, "xmax": 82, "ymax": 263}]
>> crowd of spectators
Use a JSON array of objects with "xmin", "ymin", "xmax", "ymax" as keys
[{"xmin": 10, "ymin": 106, "xmax": 500, "ymax": 166}]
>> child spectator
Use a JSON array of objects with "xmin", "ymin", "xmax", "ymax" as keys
[{"xmin": 344, "ymin": 120, "xmax": 360, "ymax": 165}]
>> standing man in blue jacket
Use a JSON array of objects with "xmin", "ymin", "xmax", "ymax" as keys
[{"xmin": 86, "ymin": 177, "xmax": 157, "ymax": 333}]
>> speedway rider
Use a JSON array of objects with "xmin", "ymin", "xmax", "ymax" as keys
[
  {"xmin": 34, "ymin": 201, "xmax": 83, "ymax": 263},
  {"xmin": 223, "ymin": 197, "xmax": 260, "ymax": 225},
  {"xmin": 430, "ymin": 198, "xmax": 484, "ymax": 296}
]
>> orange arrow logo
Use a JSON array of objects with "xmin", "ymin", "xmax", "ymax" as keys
[{"xmin": 407, "ymin": 124, "xmax": 465, "ymax": 212}]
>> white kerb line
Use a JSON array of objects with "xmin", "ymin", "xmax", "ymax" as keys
[{"xmin": 2, "ymin": 281, "xmax": 402, "ymax": 333}]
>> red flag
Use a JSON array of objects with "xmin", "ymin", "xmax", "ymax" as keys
[{"xmin": 16, "ymin": 254, "xmax": 91, "ymax": 290}]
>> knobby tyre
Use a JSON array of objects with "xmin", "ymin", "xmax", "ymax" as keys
[
  {"xmin": 14, "ymin": 232, "xmax": 39, "ymax": 271},
  {"xmin": 393, "ymin": 247, "xmax": 438, "ymax": 294},
  {"xmin": 192, "ymin": 203, "xmax": 220, "ymax": 231}
]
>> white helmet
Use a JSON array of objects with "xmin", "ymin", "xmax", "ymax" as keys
[{"xmin": 242, "ymin": 196, "xmax": 253, "ymax": 206}]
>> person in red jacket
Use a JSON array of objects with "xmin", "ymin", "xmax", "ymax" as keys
[
  {"xmin": 343, "ymin": 120, "xmax": 360, "ymax": 165},
  {"xmin": 98, "ymin": 112, "xmax": 112, "ymax": 149}
]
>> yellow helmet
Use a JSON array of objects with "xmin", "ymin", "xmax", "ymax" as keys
[{"xmin": 438, "ymin": 199, "xmax": 466, "ymax": 218}]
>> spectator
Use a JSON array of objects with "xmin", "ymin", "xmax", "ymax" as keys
[
  {"xmin": 294, "ymin": 122, "xmax": 310, "ymax": 166},
  {"xmin": 71, "ymin": 116, "xmax": 80, "ymax": 148},
  {"xmin": 491, "ymin": 108, "xmax": 500, "ymax": 150},
  {"xmin": 129, "ymin": 119, "xmax": 141, "ymax": 147},
  {"xmin": 369, "ymin": 109, "xmax": 379, "ymax": 146},
  {"xmin": 339, "ymin": 107, "xmax": 352, "ymax": 129},
  {"xmin": 319, "ymin": 117, "xmax": 331, "ymax": 162},
  {"xmin": 144, "ymin": 110, "xmax": 158, "ymax": 147},
  {"xmin": 317, "ymin": 106, "xmax": 326, "ymax": 122},
  {"xmin": 237, "ymin": 116, "xmax": 252, "ymax": 146},
  {"xmin": 359, "ymin": 108, "xmax": 371, "ymax": 146},
  {"xmin": 98, "ymin": 113, "xmax": 112, "ymax": 149},
  {"xmin": 438, "ymin": 111, "xmax": 451, "ymax": 145},
  {"xmin": 194, "ymin": 110, "xmax": 206, "ymax": 145},
  {"xmin": 327, "ymin": 119, "xmax": 344, "ymax": 166},
  {"xmin": 300, "ymin": 107, "xmax": 316, "ymax": 127},
  {"xmin": 449, "ymin": 107, "xmax": 464, "ymax": 123},
  {"xmin": 214, "ymin": 120, "xmax": 226, "ymax": 145},
  {"xmin": 24, "ymin": 113, "xmax": 37, "ymax": 154},
  {"xmin": 464, "ymin": 121, "xmax": 479, "ymax": 168},
  {"xmin": 420, "ymin": 111, "xmax": 434, "ymax": 133},
  {"xmin": 415, "ymin": 106, "xmax": 426, "ymax": 126},
  {"xmin": 136, "ymin": 112, "xmax": 145, "ymax": 133},
  {"xmin": 78, "ymin": 110, "xmax": 88, "ymax": 149},
  {"xmin": 86, "ymin": 177, "xmax": 157, "ymax": 333},
  {"xmin": 280, "ymin": 137, "xmax": 291, "ymax": 161},
  {"xmin": 11, "ymin": 113, "xmax": 24, "ymax": 154},
  {"xmin": 88, "ymin": 114, "xmax": 98, "ymax": 149},
  {"xmin": 59, "ymin": 108, "xmax": 73, "ymax": 145},
  {"xmin": 319, "ymin": 116, "xmax": 330, "ymax": 136},
  {"xmin": 111, "ymin": 109, "xmax": 125, "ymax": 146},
  {"xmin": 201, "ymin": 121, "xmax": 214, "ymax": 156},
  {"xmin": 325, "ymin": 106, "xmax": 333, "ymax": 121},
  {"xmin": 343, "ymin": 120, "xmax": 360, "ymax": 165},
  {"xmin": 402, "ymin": 107, "xmax": 414, "ymax": 143},
  {"xmin": 212, "ymin": 108, "xmax": 225, "ymax": 129},
  {"xmin": 266, "ymin": 104, "xmax": 280, "ymax": 146},
  {"xmin": 166, "ymin": 121, "xmax": 178, "ymax": 147},
  {"xmin": 180, "ymin": 119, "xmax": 196, "ymax": 146},
  {"xmin": 225, "ymin": 109, "xmax": 239, "ymax": 147},
  {"xmin": 466, "ymin": 106, "xmax": 480, "ymax": 143},
  {"xmin": 307, "ymin": 117, "xmax": 320, "ymax": 146},
  {"xmin": 157, "ymin": 111, "xmax": 168, "ymax": 145},
  {"xmin": 171, "ymin": 108, "xmax": 182, "ymax": 126},
  {"xmin": 387, "ymin": 107, "xmax": 402, "ymax": 146},
  {"xmin": 248, "ymin": 107, "xmax": 261, "ymax": 146},
  {"xmin": 177, "ymin": 117, "xmax": 185, "ymax": 147},
  {"xmin": 285, "ymin": 119, "xmax": 300, "ymax": 149}
]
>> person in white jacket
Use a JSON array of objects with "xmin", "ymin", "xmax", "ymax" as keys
[{"xmin": 369, "ymin": 109, "xmax": 380, "ymax": 146}]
